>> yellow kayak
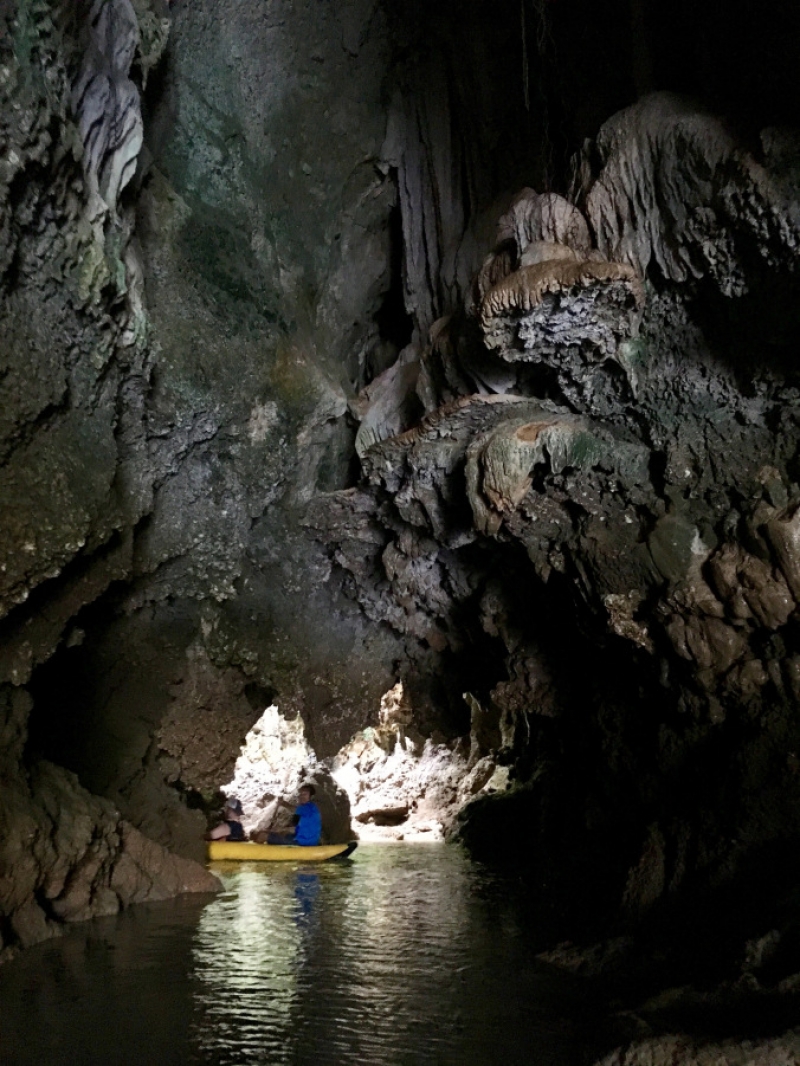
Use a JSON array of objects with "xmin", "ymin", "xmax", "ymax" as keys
[{"xmin": 207, "ymin": 840, "xmax": 357, "ymax": 862}]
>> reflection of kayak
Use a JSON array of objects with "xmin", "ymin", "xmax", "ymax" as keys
[{"xmin": 207, "ymin": 841, "xmax": 358, "ymax": 862}]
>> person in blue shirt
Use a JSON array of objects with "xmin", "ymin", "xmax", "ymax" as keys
[{"xmin": 268, "ymin": 784, "xmax": 322, "ymax": 846}]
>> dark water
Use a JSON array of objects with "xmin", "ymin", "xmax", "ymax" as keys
[{"xmin": 0, "ymin": 843, "xmax": 597, "ymax": 1066}]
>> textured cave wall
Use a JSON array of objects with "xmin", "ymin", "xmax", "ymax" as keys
[
  {"xmin": 3, "ymin": 0, "xmax": 800, "ymax": 976},
  {"xmin": 4, "ymin": 0, "xmax": 555, "ymax": 874},
  {"xmin": 0, "ymin": 0, "xmax": 226, "ymax": 959},
  {"xmin": 330, "ymin": 5, "xmax": 800, "ymax": 946},
  {"xmin": 2, "ymin": 0, "xmax": 416, "ymax": 875},
  {"xmin": 2, "ymin": 0, "xmax": 542, "ymax": 897},
  {"xmin": 314, "ymin": 75, "xmax": 800, "ymax": 937},
  {"xmin": 34, "ymin": 0, "xmax": 410, "ymax": 852}
]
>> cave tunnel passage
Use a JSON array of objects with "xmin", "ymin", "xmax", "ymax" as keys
[{"xmin": 5, "ymin": 1, "xmax": 800, "ymax": 1058}]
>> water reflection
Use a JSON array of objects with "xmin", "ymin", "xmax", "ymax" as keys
[
  {"xmin": 0, "ymin": 844, "xmax": 593, "ymax": 1066},
  {"xmin": 294, "ymin": 870, "xmax": 321, "ymax": 927},
  {"xmin": 0, "ymin": 895, "xmax": 207, "ymax": 1065}
]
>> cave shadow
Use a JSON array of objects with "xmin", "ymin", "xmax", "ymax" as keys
[
  {"xmin": 688, "ymin": 263, "xmax": 800, "ymax": 397},
  {"xmin": 24, "ymin": 585, "xmax": 200, "ymax": 793},
  {"xmin": 587, "ymin": 838, "xmax": 800, "ymax": 1052},
  {"xmin": 446, "ymin": 540, "xmax": 675, "ymax": 938}
]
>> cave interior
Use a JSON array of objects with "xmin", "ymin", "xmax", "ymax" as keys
[{"xmin": 3, "ymin": 0, "xmax": 800, "ymax": 1050}]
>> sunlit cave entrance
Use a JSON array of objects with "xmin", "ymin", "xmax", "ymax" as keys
[{"xmin": 220, "ymin": 682, "xmax": 513, "ymax": 844}]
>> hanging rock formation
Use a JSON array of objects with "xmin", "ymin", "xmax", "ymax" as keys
[
  {"xmin": 316, "ymin": 97, "xmax": 800, "ymax": 939},
  {"xmin": 575, "ymin": 92, "xmax": 800, "ymax": 293}
]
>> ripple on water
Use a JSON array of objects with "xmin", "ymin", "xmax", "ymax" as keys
[{"xmin": 0, "ymin": 843, "xmax": 592, "ymax": 1066}]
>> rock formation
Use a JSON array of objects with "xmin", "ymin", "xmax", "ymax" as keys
[
  {"xmin": 314, "ymin": 93, "xmax": 800, "ymax": 1014},
  {"xmin": 1, "ymin": 0, "xmax": 406, "ymax": 951},
  {"xmin": 597, "ymin": 1032, "xmax": 800, "ymax": 1066},
  {"xmin": 0, "ymin": 687, "xmax": 218, "ymax": 965}
]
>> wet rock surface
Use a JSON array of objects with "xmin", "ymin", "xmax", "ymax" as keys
[
  {"xmin": 596, "ymin": 1033, "xmax": 800, "ymax": 1066},
  {"xmin": 0, "ymin": 697, "xmax": 217, "ymax": 966}
]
